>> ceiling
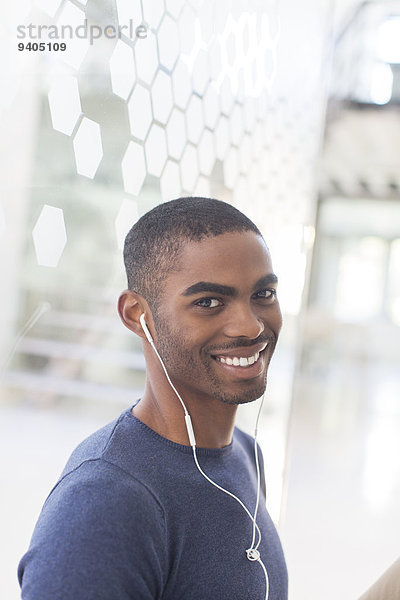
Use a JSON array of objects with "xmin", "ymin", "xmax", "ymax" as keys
[
  {"xmin": 320, "ymin": 104, "xmax": 400, "ymax": 198},
  {"xmin": 319, "ymin": 1, "xmax": 400, "ymax": 201}
]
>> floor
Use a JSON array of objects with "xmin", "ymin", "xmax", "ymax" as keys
[{"xmin": 282, "ymin": 357, "xmax": 400, "ymax": 599}]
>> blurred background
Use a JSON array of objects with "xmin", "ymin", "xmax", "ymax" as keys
[{"xmin": 1, "ymin": 1, "xmax": 399, "ymax": 598}]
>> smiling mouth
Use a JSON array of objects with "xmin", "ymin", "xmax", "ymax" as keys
[{"xmin": 213, "ymin": 343, "xmax": 268, "ymax": 368}]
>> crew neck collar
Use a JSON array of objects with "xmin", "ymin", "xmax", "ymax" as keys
[{"xmin": 125, "ymin": 404, "xmax": 234, "ymax": 457}]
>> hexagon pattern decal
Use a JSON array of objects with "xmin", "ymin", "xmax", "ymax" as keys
[{"xmin": 32, "ymin": 205, "xmax": 67, "ymax": 268}]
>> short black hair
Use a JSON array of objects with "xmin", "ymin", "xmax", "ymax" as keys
[{"xmin": 123, "ymin": 197, "xmax": 262, "ymax": 311}]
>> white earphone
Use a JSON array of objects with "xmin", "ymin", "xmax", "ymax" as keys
[
  {"xmin": 140, "ymin": 313, "xmax": 154, "ymax": 344},
  {"xmin": 139, "ymin": 313, "xmax": 269, "ymax": 599}
]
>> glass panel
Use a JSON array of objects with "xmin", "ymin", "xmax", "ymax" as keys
[{"xmin": 334, "ymin": 236, "xmax": 386, "ymax": 322}]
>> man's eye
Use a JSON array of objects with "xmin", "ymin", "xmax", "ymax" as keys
[
  {"xmin": 255, "ymin": 289, "xmax": 277, "ymax": 301},
  {"xmin": 195, "ymin": 298, "xmax": 222, "ymax": 308}
]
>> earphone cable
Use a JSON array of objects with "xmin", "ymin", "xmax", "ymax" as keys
[
  {"xmin": 191, "ymin": 445, "xmax": 262, "ymax": 547},
  {"xmin": 142, "ymin": 317, "xmax": 269, "ymax": 599},
  {"xmin": 150, "ymin": 330, "xmax": 265, "ymax": 550},
  {"xmin": 249, "ymin": 392, "xmax": 265, "ymax": 553},
  {"xmin": 148, "ymin": 338, "xmax": 189, "ymax": 417}
]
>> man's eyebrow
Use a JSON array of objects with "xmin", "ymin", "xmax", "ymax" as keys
[
  {"xmin": 254, "ymin": 273, "xmax": 278, "ymax": 288},
  {"xmin": 182, "ymin": 282, "xmax": 237, "ymax": 297},
  {"xmin": 182, "ymin": 273, "xmax": 278, "ymax": 297}
]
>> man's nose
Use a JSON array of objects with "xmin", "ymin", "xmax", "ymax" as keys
[{"xmin": 223, "ymin": 303, "xmax": 264, "ymax": 340}]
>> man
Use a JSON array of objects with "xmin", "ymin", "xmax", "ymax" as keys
[{"xmin": 18, "ymin": 197, "xmax": 288, "ymax": 599}]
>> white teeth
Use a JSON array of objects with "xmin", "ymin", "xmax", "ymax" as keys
[{"xmin": 218, "ymin": 349, "xmax": 263, "ymax": 368}]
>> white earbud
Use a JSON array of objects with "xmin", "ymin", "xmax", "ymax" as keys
[{"xmin": 140, "ymin": 313, "xmax": 154, "ymax": 345}]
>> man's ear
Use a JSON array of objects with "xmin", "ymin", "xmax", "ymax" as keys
[{"xmin": 117, "ymin": 290, "xmax": 151, "ymax": 341}]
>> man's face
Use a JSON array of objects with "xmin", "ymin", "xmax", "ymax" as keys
[{"xmin": 151, "ymin": 231, "xmax": 282, "ymax": 406}]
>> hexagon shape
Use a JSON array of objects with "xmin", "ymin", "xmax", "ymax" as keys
[
  {"xmin": 203, "ymin": 84, "xmax": 220, "ymax": 130},
  {"xmin": 172, "ymin": 60, "xmax": 192, "ymax": 109},
  {"xmin": 257, "ymin": 149, "xmax": 270, "ymax": 187},
  {"xmin": 215, "ymin": 115, "xmax": 229, "ymax": 160},
  {"xmin": 122, "ymin": 141, "xmax": 146, "ymax": 195},
  {"xmin": 185, "ymin": 94, "xmax": 204, "ymax": 144},
  {"xmin": 180, "ymin": 143, "xmax": 198, "ymax": 192},
  {"xmin": 266, "ymin": 6, "xmax": 280, "ymax": 41},
  {"xmin": 264, "ymin": 46, "xmax": 276, "ymax": 88},
  {"xmin": 214, "ymin": 0, "xmax": 229, "ymax": 34},
  {"xmin": 166, "ymin": 108, "xmax": 186, "ymax": 160},
  {"xmin": 35, "ymin": 0, "xmax": 63, "ymax": 18},
  {"xmin": 128, "ymin": 84, "xmax": 152, "ymax": 140},
  {"xmin": 142, "ymin": 0, "xmax": 164, "ymax": 29},
  {"xmin": 192, "ymin": 49, "xmax": 209, "ymax": 96},
  {"xmin": 115, "ymin": 0, "xmax": 142, "ymax": 40},
  {"xmin": 233, "ymin": 16, "xmax": 246, "ymax": 59},
  {"xmin": 48, "ymin": 75, "xmax": 81, "ymax": 136},
  {"xmin": 193, "ymin": 175, "xmax": 210, "ymax": 198},
  {"xmin": 178, "ymin": 4, "xmax": 197, "ymax": 56},
  {"xmin": 165, "ymin": 0, "xmax": 185, "ymax": 19},
  {"xmin": 115, "ymin": 198, "xmax": 139, "ymax": 249},
  {"xmin": 241, "ymin": 18, "xmax": 250, "ymax": 57},
  {"xmin": 145, "ymin": 124, "xmax": 168, "ymax": 177},
  {"xmin": 226, "ymin": 31, "xmax": 237, "ymax": 67},
  {"xmin": 243, "ymin": 97, "xmax": 256, "ymax": 133},
  {"xmin": 199, "ymin": 1, "xmax": 214, "ymax": 44},
  {"xmin": 239, "ymin": 134, "xmax": 252, "ymax": 174},
  {"xmin": 232, "ymin": 175, "xmax": 248, "ymax": 211},
  {"xmin": 250, "ymin": 54, "xmax": 263, "ymax": 98},
  {"xmin": 197, "ymin": 129, "xmax": 215, "ymax": 176},
  {"xmin": 256, "ymin": 89, "xmax": 270, "ymax": 122},
  {"xmin": 209, "ymin": 39, "xmax": 222, "ymax": 81},
  {"xmin": 160, "ymin": 160, "xmax": 182, "ymax": 201},
  {"xmin": 109, "ymin": 40, "xmax": 136, "ymax": 100},
  {"xmin": 189, "ymin": 0, "xmax": 204, "ymax": 8},
  {"xmin": 151, "ymin": 70, "xmax": 173, "ymax": 124},
  {"xmin": 234, "ymin": 68, "xmax": 246, "ymax": 104},
  {"xmin": 251, "ymin": 125, "xmax": 264, "ymax": 158},
  {"xmin": 73, "ymin": 118, "xmax": 103, "ymax": 179},
  {"xmin": 247, "ymin": 161, "xmax": 260, "ymax": 198},
  {"xmin": 223, "ymin": 147, "xmax": 239, "ymax": 189},
  {"xmin": 157, "ymin": 14, "xmax": 180, "ymax": 71},
  {"xmin": 229, "ymin": 103, "xmax": 243, "ymax": 147},
  {"xmin": 219, "ymin": 76, "xmax": 234, "ymax": 115},
  {"xmin": 248, "ymin": 56, "xmax": 259, "ymax": 96},
  {"xmin": 135, "ymin": 29, "xmax": 158, "ymax": 84},
  {"xmin": 32, "ymin": 205, "xmax": 67, "ymax": 268}
]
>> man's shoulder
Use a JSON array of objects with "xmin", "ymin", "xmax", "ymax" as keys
[
  {"xmin": 19, "ymin": 410, "xmax": 168, "ymax": 600},
  {"xmin": 51, "ymin": 407, "xmax": 164, "ymax": 507},
  {"xmin": 60, "ymin": 407, "xmax": 131, "ymax": 475},
  {"xmin": 48, "ymin": 454, "xmax": 165, "ymax": 520}
]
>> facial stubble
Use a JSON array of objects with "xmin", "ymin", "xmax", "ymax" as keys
[{"xmin": 152, "ymin": 314, "xmax": 274, "ymax": 406}]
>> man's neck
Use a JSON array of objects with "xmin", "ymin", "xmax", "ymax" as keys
[{"xmin": 132, "ymin": 384, "xmax": 237, "ymax": 449}]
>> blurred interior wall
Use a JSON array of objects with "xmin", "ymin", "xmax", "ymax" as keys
[{"xmin": 282, "ymin": 2, "xmax": 400, "ymax": 598}]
